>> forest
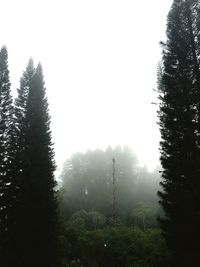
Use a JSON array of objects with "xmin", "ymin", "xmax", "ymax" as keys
[
  {"xmin": 58, "ymin": 147, "xmax": 169, "ymax": 266},
  {"xmin": 1, "ymin": 0, "xmax": 200, "ymax": 266}
]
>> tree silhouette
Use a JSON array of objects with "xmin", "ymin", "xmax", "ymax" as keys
[
  {"xmin": 158, "ymin": 0, "xmax": 200, "ymax": 265},
  {"xmin": 13, "ymin": 62, "xmax": 59, "ymax": 267}
]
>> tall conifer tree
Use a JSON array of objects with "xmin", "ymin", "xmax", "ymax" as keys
[
  {"xmin": 15, "ymin": 58, "xmax": 35, "ymax": 137},
  {"xmin": 15, "ymin": 63, "xmax": 59, "ymax": 267},
  {"xmin": 158, "ymin": 0, "xmax": 200, "ymax": 265},
  {"xmin": 7, "ymin": 59, "xmax": 36, "ymax": 266},
  {"xmin": 0, "ymin": 46, "xmax": 16, "ymax": 264},
  {"xmin": 14, "ymin": 58, "xmax": 35, "ymax": 210}
]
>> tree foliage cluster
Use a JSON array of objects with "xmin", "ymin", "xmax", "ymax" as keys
[
  {"xmin": 158, "ymin": 0, "xmax": 200, "ymax": 265},
  {"xmin": 0, "ymin": 46, "xmax": 59, "ymax": 267},
  {"xmin": 60, "ymin": 217, "xmax": 169, "ymax": 267}
]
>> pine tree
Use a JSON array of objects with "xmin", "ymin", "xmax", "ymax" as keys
[
  {"xmin": 15, "ymin": 58, "xmax": 35, "ymax": 137},
  {"xmin": 6, "ymin": 59, "xmax": 36, "ymax": 266},
  {"xmin": 158, "ymin": 0, "xmax": 200, "ymax": 265},
  {"xmin": 0, "ymin": 46, "xmax": 17, "ymax": 264},
  {"xmin": 14, "ymin": 58, "xmax": 35, "ymax": 211},
  {"xmin": 15, "ymin": 63, "xmax": 59, "ymax": 267}
]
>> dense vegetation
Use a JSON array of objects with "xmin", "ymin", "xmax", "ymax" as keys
[
  {"xmin": 58, "ymin": 147, "xmax": 170, "ymax": 266},
  {"xmin": 1, "ymin": 0, "xmax": 200, "ymax": 266}
]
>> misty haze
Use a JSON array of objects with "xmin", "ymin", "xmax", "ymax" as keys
[{"xmin": 1, "ymin": 0, "xmax": 200, "ymax": 266}]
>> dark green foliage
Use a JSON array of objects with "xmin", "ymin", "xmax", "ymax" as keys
[
  {"xmin": 15, "ymin": 58, "xmax": 35, "ymax": 150},
  {"xmin": 0, "ymin": 52, "xmax": 60, "ymax": 265},
  {"xmin": 158, "ymin": 0, "xmax": 200, "ymax": 265},
  {"xmin": 0, "ymin": 46, "xmax": 16, "ymax": 264},
  {"xmin": 62, "ymin": 221, "xmax": 169, "ymax": 267},
  {"xmin": 11, "ymin": 62, "xmax": 59, "ymax": 267},
  {"xmin": 59, "ymin": 150, "xmax": 163, "ymax": 266}
]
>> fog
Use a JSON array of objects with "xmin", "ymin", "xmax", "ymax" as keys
[
  {"xmin": 3, "ymin": 1, "xmax": 194, "ymax": 266},
  {"xmin": 0, "ymin": 0, "xmax": 173, "ymax": 174},
  {"xmin": 59, "ymin": 146, "xmax": 162, "ymax": 221}
]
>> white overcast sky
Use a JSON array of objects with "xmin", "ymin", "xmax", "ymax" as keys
[{"xmin": 1, "ymin": 0, "xmax": 173, "ymax": 172}]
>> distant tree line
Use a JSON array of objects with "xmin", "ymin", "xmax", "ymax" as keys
[
  {"xmin": 0, "ymin": 46, "xmax": 59, "ymax": 267},
  {"xmin": 58, "ymin": 147, "xmax": 169, "ymax": 266},
  {"xmin": 59, "ymin": 146, "xmax": 161, "ymax": 228}
]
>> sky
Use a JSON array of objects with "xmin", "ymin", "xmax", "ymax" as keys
[{"xmin": 0, "ymin": 0, "xmax": 173, "ymax": 173}]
